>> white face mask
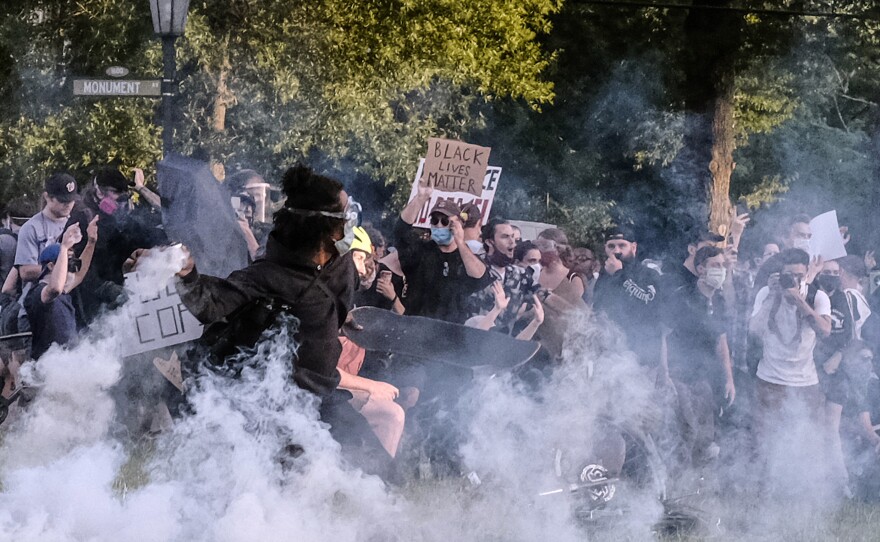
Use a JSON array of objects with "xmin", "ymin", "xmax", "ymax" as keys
[
  {"xmin": 703, "ymin": 267, "xmax": 726, "ymax": 290},
  {"xmin": 466, "ymin": 239, "xmax": 484, "ymax": 254},
  {"xmin": 792, "ymin": 238, "xmax": 811, "ymax": 253},
  {"xmin": 528, "ymin": 263, "xmax": 542, "ymax": 283}
]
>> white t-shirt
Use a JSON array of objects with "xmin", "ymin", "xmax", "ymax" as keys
[{"xmin": 752, "ymin": 286, "xmax": 831, "ymax": 387}]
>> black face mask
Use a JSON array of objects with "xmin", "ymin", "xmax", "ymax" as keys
[
  {"xmin": 818, "ymin": 274, "xmax": 840, "ymax": 293},
  {"xmin": 68, "ymin": 257, "xmax": 82, "ymax": 273},
  {"xmin": 488, "ymin": 249, "xmax": 512, "ymax": 268}
]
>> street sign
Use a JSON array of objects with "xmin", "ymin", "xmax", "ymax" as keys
[
  {"xmin": 73, "ymin": 78, "xmax": 161, "ymax": 97},
  {"xmin": 105, "ymin": 66, "xmax": 130, "ymax": 78}
]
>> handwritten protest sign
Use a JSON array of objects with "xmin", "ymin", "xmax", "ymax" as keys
[
  {"xmin": 809, "ymin": 210, "xmax": 847, "ymax": 261},
  {"xmin": 122, "ymin": 272, "xmax": 204, "ymax": 357},
  {"xmin": 408, "ymin": 158, "xmax": 502, "ymax": 228},
  {"xmin": 421, "ymin": 138, "xmax": 491, "ymax": 197}
]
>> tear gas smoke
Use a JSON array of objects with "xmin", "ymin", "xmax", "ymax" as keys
[
  {"xmin": 0, "ymin": 252, "xmax": 673, "ymax": 541},
  {"xmin": 0, "ymin": 249, "xmax": 850, "ymax": 541}
]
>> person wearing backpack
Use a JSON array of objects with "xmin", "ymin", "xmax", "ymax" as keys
[{"xmin": 131, "ymin": 164, "xmax": 391, "ymax": 477}]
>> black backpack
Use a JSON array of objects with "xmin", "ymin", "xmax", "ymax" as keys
[{"xmin": 188, "ymin": 297, "xmax": 293, "ymax": 377}]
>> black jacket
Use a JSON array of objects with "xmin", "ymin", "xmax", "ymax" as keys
[{"xmin": 177, "ymin": 232, "xmax": 357, "ymax": 396}]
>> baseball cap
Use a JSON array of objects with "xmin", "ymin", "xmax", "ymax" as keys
[
  {"xmin": 430, "ymin": 199, "xmax": 462, "ymax": 219},
  {"xmin": 93, "ymin": 168, "xmax": 130, "ymax": 192},
  {"xmin": 605, "ymin": 226, "xmax": 637, "ymax": 243},
  {"xmin": 45, "ymin": 173, "xmax": 79, "ymax": 203},
  {"xmin": 460, "ymin": 202, "xmax": 482, "ymax": 228},
  {"xmin": 39, "ymin": 243, "xmax": 62, "ymax": 266}
]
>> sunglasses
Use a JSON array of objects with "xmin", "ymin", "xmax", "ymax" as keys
[{"xmin": 430, "ymin": 215, "xmax": 450, "ymax": 227}]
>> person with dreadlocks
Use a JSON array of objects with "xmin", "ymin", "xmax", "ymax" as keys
[{"xmin": 151, "ymin": 164, "xmax": 392, "ymax": 476}]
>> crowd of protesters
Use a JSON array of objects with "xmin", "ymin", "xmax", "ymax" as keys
[{"xmin": 3, "ymin": 163, "xmax": 880, "ymax": 498}]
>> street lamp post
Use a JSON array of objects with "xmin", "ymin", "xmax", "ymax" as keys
[{"xmin": 149, "ymin": 0, "xmax": 191, "ymax": 158}]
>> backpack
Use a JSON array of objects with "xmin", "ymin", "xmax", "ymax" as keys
[
  {"xmin": 0, "ymin": 292, "xmax": 20, "ymax": 336},
  {"xmin": 188, "ymin": 297, "xmax": 293, "ymax": 377}
]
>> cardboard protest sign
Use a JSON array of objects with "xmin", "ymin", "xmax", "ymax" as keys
[
  {"xmin": 122, "ymin": 272, "xmax": 204, "ymax": 357},
  {"xmin": 422, "ymin": 138, "xmax": 491, "ymax": 197},
  {"xmin": 407, "ymin": 158, "xmax": 502, "ymax": 228},
  {"xmin": 809, "ymin": 211, "xmax": 847, "ymax": 261}
]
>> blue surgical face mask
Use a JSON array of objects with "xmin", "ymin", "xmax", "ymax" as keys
[
  {"xmin": 335, "ymin": 217, "xmax": 356, "ymax": 256},
  {"xmin": 431, "ymin": 227, "xmax": 453, "ymax": 246}
]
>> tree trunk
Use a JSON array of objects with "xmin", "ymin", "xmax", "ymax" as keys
[
  {"xmin": 708, "ymin": 81, "xmax": 735, "ymax": 237},
  {"xmin": 679, "ymin": 0, "xmax": 743, "ymax": 238},
  {"xmin": 212, "ymin": 50, "xmax": 234, "ymax": 132}
]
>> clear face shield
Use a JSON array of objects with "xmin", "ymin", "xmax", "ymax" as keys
[{"xmin": 245, "ymin": 182, "xmax": 272, "ymax": 223}]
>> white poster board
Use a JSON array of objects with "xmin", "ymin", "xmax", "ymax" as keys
[
  {"xmin": 407, "ymin": 158, "xmax": 502, "ymax": 228},
  {"xmin": 809, "ymin": 210, "xmax": 847, "ymax": 261},
  {"xmin": 122, "ymin": 272, "xmax": 204, "ymax": 357}
]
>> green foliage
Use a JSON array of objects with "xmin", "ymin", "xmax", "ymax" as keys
[{"xmin": 0, "ymin": 0, "xmax": 560, "ymax": 206}]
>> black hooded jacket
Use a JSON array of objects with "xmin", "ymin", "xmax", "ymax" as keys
[{"xmin": 176, "ymin": 232, "xmax": 357, "ymax": 396}]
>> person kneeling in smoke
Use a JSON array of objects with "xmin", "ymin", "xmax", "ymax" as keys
[
  {"xmin": 25, "ymin": 218, "xmax": 98, "ymax": 360},
  {"xmin": 147, "ymin": 165, "xmax": 393, "ymax": 476}
]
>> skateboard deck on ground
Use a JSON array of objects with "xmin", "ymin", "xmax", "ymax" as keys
[{"xmin": 342, "ymin": 306, "xmax": 540, "ymax": 371}]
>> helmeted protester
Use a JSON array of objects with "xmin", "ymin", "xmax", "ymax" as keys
[{"xmin": 395, "ymin": 185, "xmax": 490, "ymax": 323}]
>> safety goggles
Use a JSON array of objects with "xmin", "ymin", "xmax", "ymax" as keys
[{"xmin": 285, "ymin": 197, "xmax": 361, "ymax": 223}]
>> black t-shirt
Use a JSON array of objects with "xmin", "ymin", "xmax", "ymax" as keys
[
  {"xmin": 813, "ymin": 286, "xmax": 852, "ymax": 364},
  {"xmin": 662, "ymin": 262, "xmax": 698, "ymax": 294},
  {"xmin": 667, "ymin": 284, "xmax": 728, "ymax": 382},
  {"xmin": 355, "ymin": 262, "xmax": 405, "ymax": 311},
  {"xmin": 393, "ymin": 218, "xmax": 491, "ymax": 323},
  {"xmin": 24, "ymin": 282, "xmax": 77, "ymax": 359},
  {"xmin": 593, "ymin": 260, "xmax": 663, "ymax": 366}
]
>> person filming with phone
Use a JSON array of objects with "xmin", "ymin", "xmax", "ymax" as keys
[{"xmin": 749, "ymin": 248, "xmax": 831, "ymax": 487}]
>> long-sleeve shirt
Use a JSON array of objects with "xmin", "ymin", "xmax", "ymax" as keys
[
  {"xmin": 177, "ymin": 232, "xmax": 357, "ymax": 396},
  {"xmin": 393, "ymin": 217, "xmax": 490, "ymax": 323}
]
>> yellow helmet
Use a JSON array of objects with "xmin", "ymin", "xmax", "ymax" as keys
[{"xmin": 350, "ymin": 226, "xmax": 372, "ymax": 254}]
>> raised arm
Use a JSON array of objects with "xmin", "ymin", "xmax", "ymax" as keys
[
  {"xmin": 400, "ymin": 184, "xmax": 432, "ymax": 225},
  {"xmin": 42, "ymin": 225, "xmax": 81, "ymax": 303},
  {"xmin": 67, "ymin": 216, "xmax": 99, "ymax": 292},
  {"xmin": 132, "ymin": 168, "xmax": 162, "ymax": 209}
]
